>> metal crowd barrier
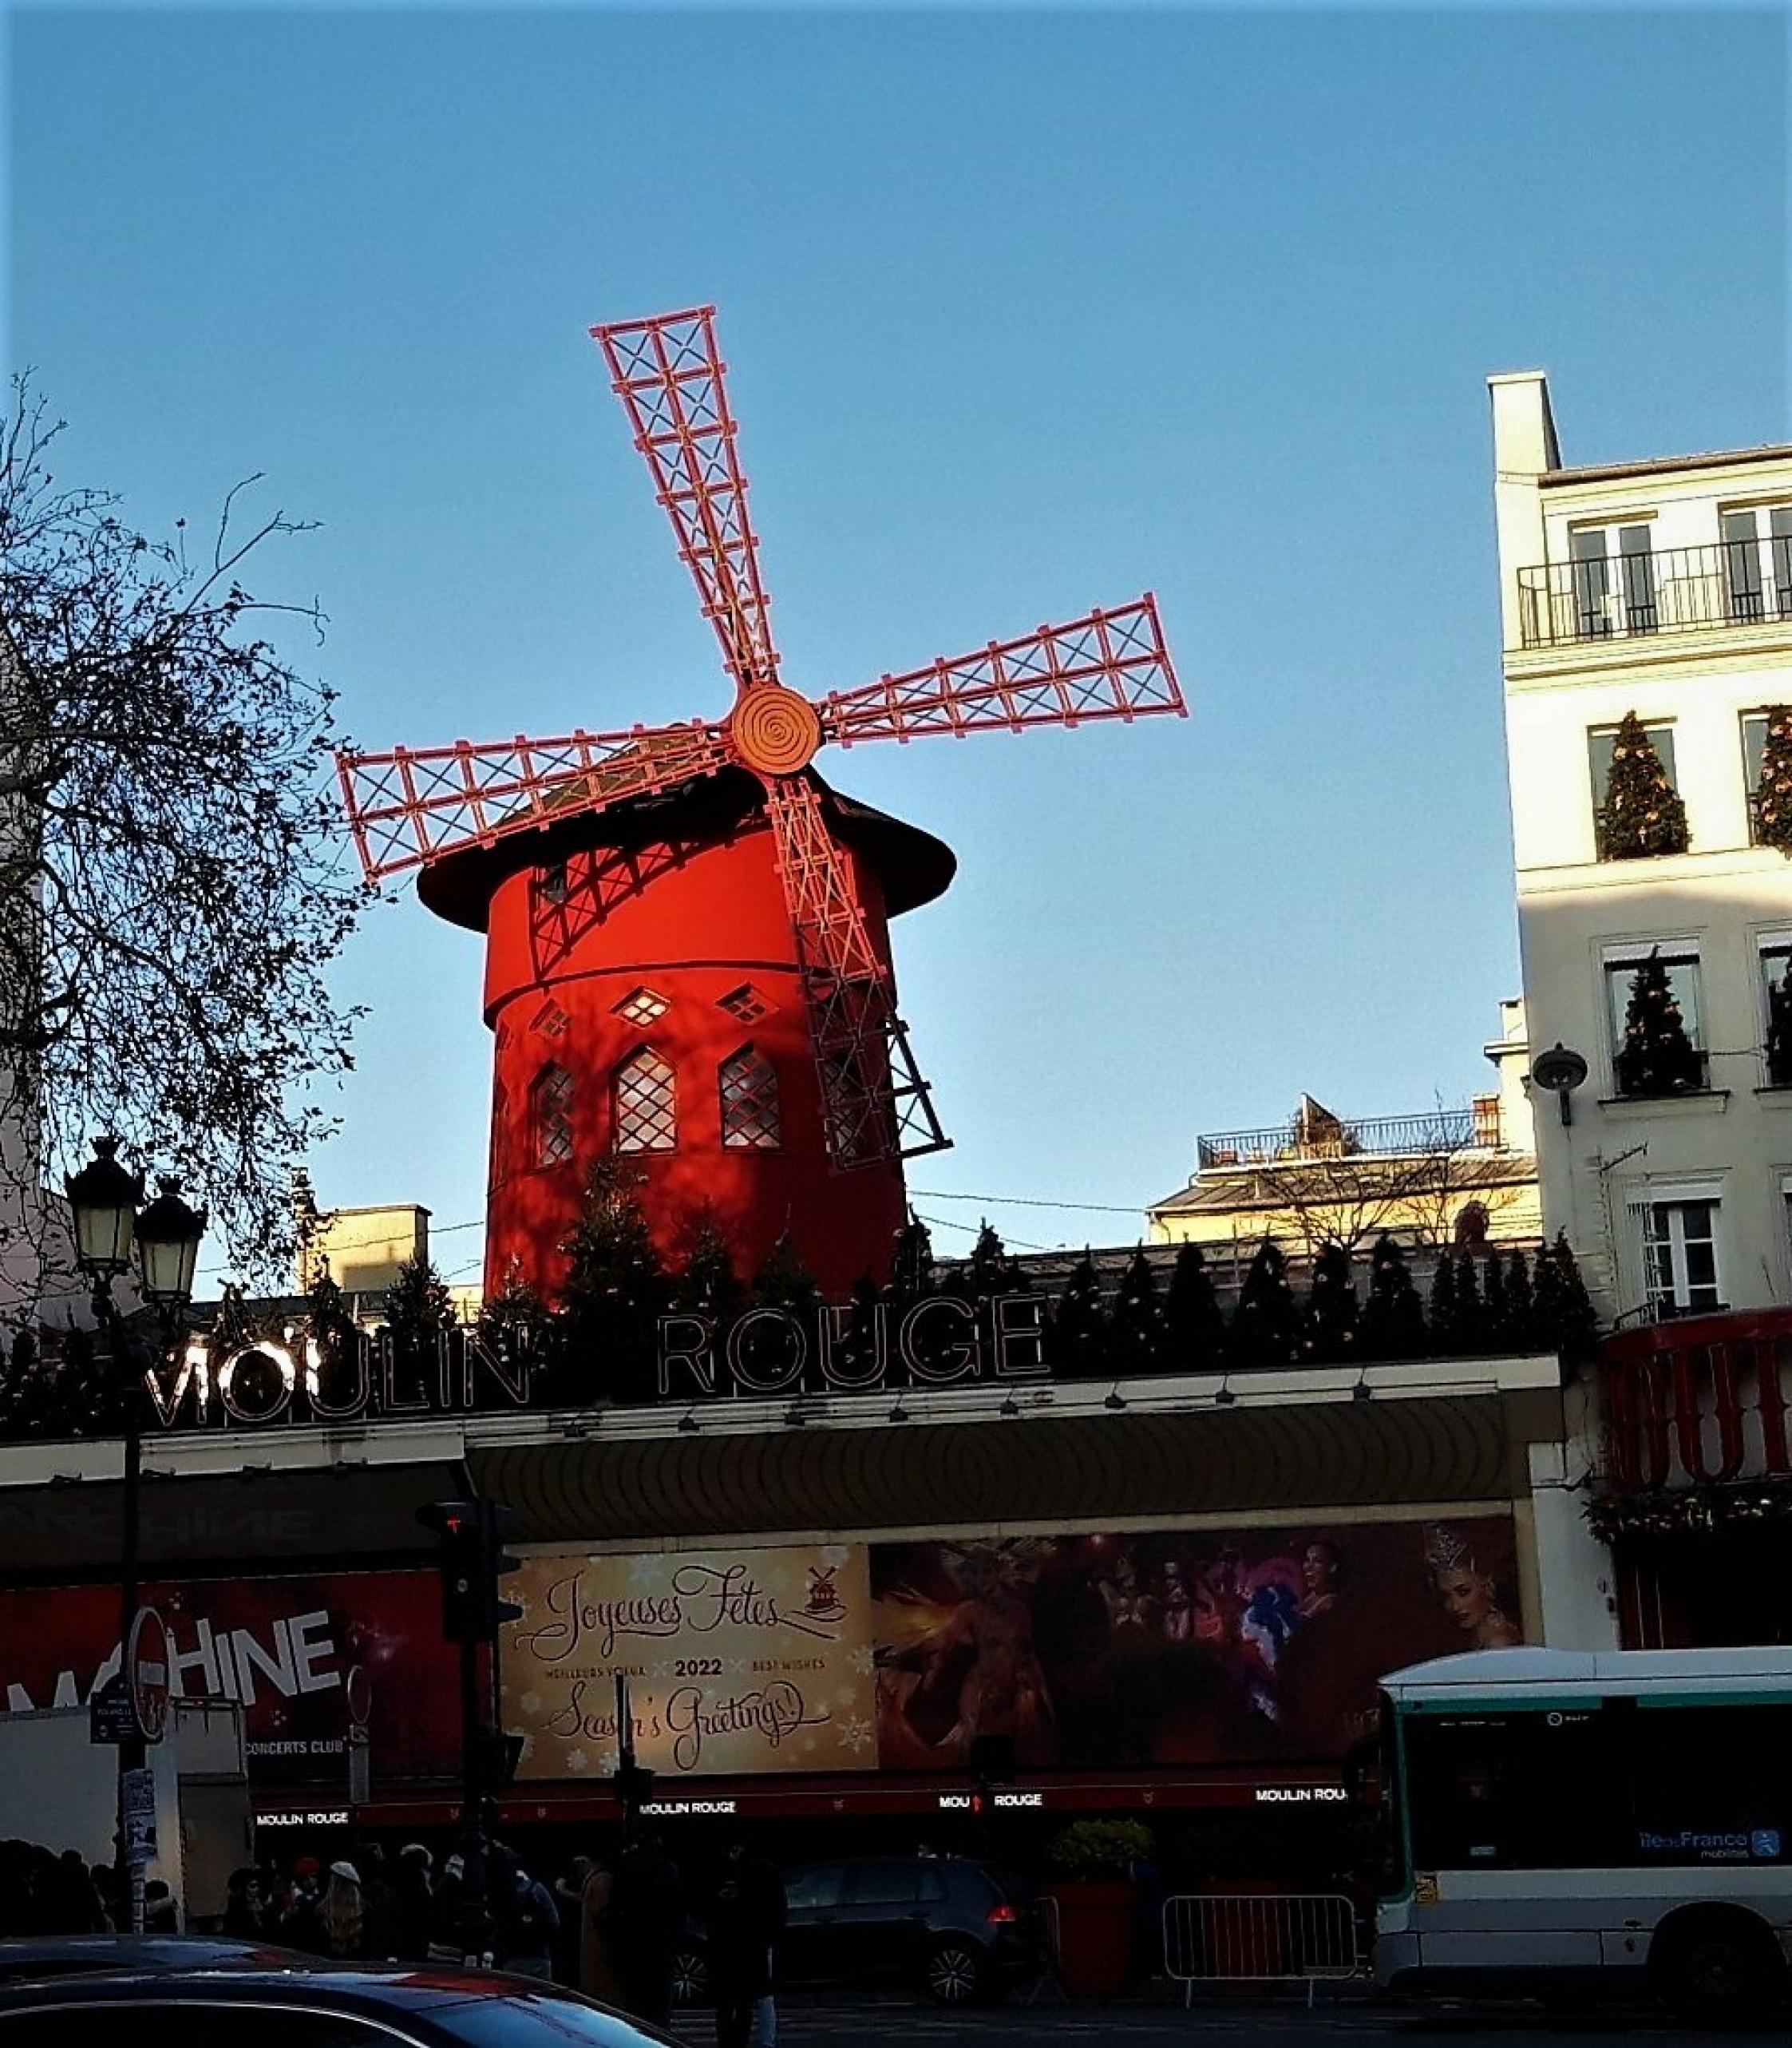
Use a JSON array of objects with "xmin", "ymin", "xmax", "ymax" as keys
[
  {"xmin": 1161, "ymin": 1892, "xmax": 1359, "ymax": 2006},
  {"xmin": 1022, "ymin": 1892, "xmax": 1066, "ymax": 2005}
]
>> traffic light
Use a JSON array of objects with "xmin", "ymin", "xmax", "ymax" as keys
[
  {"xmin": 476, "ymin": 1730, "xmax": 526, "ymax": 1787},
  {"xmin": 615, "ymin": 1757, "xmax": 656, "ymax": 1818},
  {"xmin": 417, "ymin": 1499, "xmax": 522, "ymax": 1643},
  {"xmin": 969, "ymin": 1733, "xmax": 1015, "ymax": 1789}
]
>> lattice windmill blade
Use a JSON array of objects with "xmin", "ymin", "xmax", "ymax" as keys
[
  {"xmin": 336, "ymin": 719, "xmax": 730, "ymax": 885},
  {"xmin": 591, "ymin": 306, "xmax": 781, "ymax": 702},
  {"xmin": 763, "ymin": 777, "xmax": 949, "ymax": 1168},
  {"xmin": 817, "ymin": 595, "xmax": 1184, "ymax": 749}
]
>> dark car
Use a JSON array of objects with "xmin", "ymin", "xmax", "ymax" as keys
[
  {"xmin": 0, "ymin": 1936, "xmax": 311, "ymax": 1983},
  {"xmin": 0, "ymin": 1967, "xmax": 669, "ymax": 2045},
  {"xmin": 674, "ymin": 1855, "xmax": 1037, "ymax": 2008}
]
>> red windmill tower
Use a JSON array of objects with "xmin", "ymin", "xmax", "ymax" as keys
[{"xmin": 338, "ymin": 307, "xmax": 1184, "ymax": 1300}]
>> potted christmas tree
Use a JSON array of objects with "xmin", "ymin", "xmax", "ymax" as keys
[
  {"xmin": 1041, "ymin": 1818, "xmax": 1152, "ymax": 1997},
  {"xmin": 1600, "ymin": 711, "xmax": 1689, "ymax": 859},
  {"xmin": 1754, "ymin": 705, "xmax": 1792, "ymax": 854},
  {"xmin": 1613, "ymin": 949, "xmax": 1705, "ymax": 1097}
]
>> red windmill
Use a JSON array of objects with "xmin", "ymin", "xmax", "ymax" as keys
[{"xmin": 338, "ymin": 307, "xmax": 1185, "ymax": 1300}]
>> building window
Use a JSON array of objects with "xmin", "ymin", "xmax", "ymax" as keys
[
  {"xmin": 1762, "ymin": 937, "xmax": 1792, "ymax": 1086},
  {"xmin": 614, "ymin": 1048, "xmax": 676, "ymax": 1153},
  {"xmin": 1604, "ymin": 944, "xmax": 1707, "ymax": 1097},
  {"xmin": 537, "ymin": 862, "xmax": 569, "ymax": 907},
  {"xmin": 1640, "ymin": 1196, "xmax": 1722, "ymax": 1319},
  {"xmin": 1588, "ymin": 721, "xmax": 1677, "ymax": 861},
  {"xmin": 1571, "ymin": 523, "xmax": 1656, "ymax": 639},
  {"xmin": 719, "ymin": 1046, "xmax": 781, "ymax": 1151},
  {"xmin": 1720, "ymin": 505, "xmax": 1792, "ymax": 624},
  {"xmin": 532, "ymin": 1062, "xmax": 575, "ymax": 1169}
]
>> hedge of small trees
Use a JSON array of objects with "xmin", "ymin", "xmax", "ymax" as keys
[{"xmin": 0, "ymin": 1165, "xmax": 1601, "ymax": 1436}]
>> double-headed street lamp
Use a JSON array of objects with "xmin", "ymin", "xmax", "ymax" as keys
[{"xmin": 65, "ymin": 1137, "xmax": 205, "ymax": 1936}]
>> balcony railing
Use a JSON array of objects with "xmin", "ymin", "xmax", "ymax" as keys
[
  {"xmin": 1517, "ymin": 537, "xmax": 1792, "ymax": 650},
  {"xmin": 1196, "ymin": 1107, "xmax": 1478, "ymax": 1171}
]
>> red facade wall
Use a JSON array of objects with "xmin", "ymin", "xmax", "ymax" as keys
[{"xmin": 481, "ymin": 818, "xmax": 908, "ymax": 1300}]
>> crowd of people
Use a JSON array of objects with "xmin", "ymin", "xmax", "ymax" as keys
[
  {"xmin": 232, "ymin": 1828, "xmax": 787, "ymax": 2043},
  {"xmin": 0, "ymin": 1827, "xmax": 789, "ymax": 2047}
]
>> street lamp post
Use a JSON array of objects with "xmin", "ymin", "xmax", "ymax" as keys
[{"xmin": 65, "ymin": 1139, "xmax": 204, "ymax": 1936}]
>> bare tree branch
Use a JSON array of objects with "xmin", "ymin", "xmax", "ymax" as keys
[{"xmin": 0, "ymin": 375, "xmax": 362, "ymax": 1297}]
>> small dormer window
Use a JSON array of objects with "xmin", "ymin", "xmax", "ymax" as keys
[{"xmin": 614, "ymin": 987, "xmax": 669, "ymax": 1027}]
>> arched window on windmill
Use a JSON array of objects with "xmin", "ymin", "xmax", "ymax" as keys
[
  {"xmin": 531, "ymin": 1062, "xmax": 575, "ymax": 1170},
  {"xmin": 720, "ymin": 1045, "xmax": 781, "ymax": 1151},
  {"xmin": 615, "ymin": 1047, "xmax": 677, "ymax": 1153}
]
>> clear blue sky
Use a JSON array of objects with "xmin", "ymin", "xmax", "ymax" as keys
[{"xmin": 7, "ymin": 6, "xmax": 1788, "ymax": 1287}]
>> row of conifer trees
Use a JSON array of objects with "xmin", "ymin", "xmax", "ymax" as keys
[{"xmin": 0, "ymin": 1167, "xmax": 1600, "ymax": 1436}]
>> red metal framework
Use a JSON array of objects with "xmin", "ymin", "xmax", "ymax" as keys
[{"xmin": 338, "ymin": 305, "xmax": 1187, "ymax": 1170}]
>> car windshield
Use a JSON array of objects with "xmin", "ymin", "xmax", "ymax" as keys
[{"xmin": 430, "ymin": 1989, "xmax": 665, "ymax": 2046}]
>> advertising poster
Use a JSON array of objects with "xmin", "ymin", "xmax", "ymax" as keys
[
  {"xmin": 504, "ymin": 1545, "xmax": 878, "ymax": 1781},
  {"xmin": 0, "ymin": 1571, "xmax": 460, "ymax": 1787},
  {"xmin": 871, "ymin": 1516, "xmax": 1521, "ymax": 1771}
]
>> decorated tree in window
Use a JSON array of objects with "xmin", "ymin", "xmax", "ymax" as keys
[
  {"xmin": 1359, "ymin": 1234, "xmax": 1426, "ymax": 1359},
  {"xmin": 1601, "ymin": 710, "xmax": 1689, "ymax": 858},
  {"xmin": 1109, "ymin": 1246, "xmax": 1168, "ymax": 1376},
  {"xmin": 1047, "ymin": 1248, "xmax": 1110, "ymax": 1381},
  {"xmin": 1231, "ymin": 1238, "xmax": 1302, "ymax": 1367},
  {"xmin": 1754, "ymin": 705, "xmax": 1792, "ymax": 856},
  {"xmin": 1766, "ymin": 956, "xmax": 1792, "ymax": 1087},
  {"xmin": 1614, "ymin": 948, "xmax": 1704, "ymax": 1096},
  {"xmin": 1165, "ymin": 1241, "xmax": 1227, "ymax": 1371},
  {"xmin": 1302, "ymin": 1242, "xmax": 1359, "ymax": 1364},
  {"xmin": 556, "ymin": 1159, "xmax": 670, "ymax": 1404}
]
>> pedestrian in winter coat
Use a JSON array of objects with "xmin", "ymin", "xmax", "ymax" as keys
[
  {"xmin": 609, "ymin": 1836, "xmax": 685, "ymax": 2029},
  {"xmin": 502, "ymin": 1864, "xmax": 560, "ymax": 1979},
  {"xmin": 553, "ymin": 1858, "xmax": 590, "ymax": 1986},
  {"xmin": 706, "ymin": 1836, "xmax": 785, "ymax": 2048},
  {"xmin": 579, "ymin": 1855, "xmax": 623, "ymax": 2005}
]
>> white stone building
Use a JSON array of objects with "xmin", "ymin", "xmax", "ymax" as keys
[{"xmin": 1491, "ymin": 374, "xmax": 1792, "ymax": 1329}]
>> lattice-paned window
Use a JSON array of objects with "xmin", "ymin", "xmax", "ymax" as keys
[
  {"xmin": 614, "ymin": 1048, "xmax": 676, "ymax": 1153},
  {"xmin": 718, "ymin": 983, "xmax": 769, "ymax": 1024},
  {"xmin": 614, "ymin": 986, "xmax": 669, "ymax": 1028},
  {"xmin": 537, "ymin": 862, "xmax": 569, "ymax": 907},
  {"xmin": 720, "ymin": 1045, "xmax": 781, "ymax": 1151},
  {"xmin": 532, "ymin": 1063, "xmax": 575, "ymax": 1169}
]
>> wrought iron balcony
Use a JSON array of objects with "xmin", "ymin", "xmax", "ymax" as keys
[
  {"xmin": 1196, "ymin": 1107, "xmax": 1479, "ymax": 1171},
  {"xmin": 1517, "ymin": 537, "xmax": 1792, "ymax": 650}
]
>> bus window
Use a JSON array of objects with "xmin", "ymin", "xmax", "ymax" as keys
[
  {"xmin": 1405, "ymin": 1709, "xmax": 1620, "ymax": 1870},
  {"xmin": 1623, "ymin": 1705, "xmax": 1792, "ymax": 1865},
  {"xmin": 1406, "ymin": 1716, "xmax": 1519, "ymax": 1868}
]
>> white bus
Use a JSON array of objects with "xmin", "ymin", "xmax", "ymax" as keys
[{"xmin": 1373, "ymin": 1646, "xmax": 1792, "ymax": 2018}]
